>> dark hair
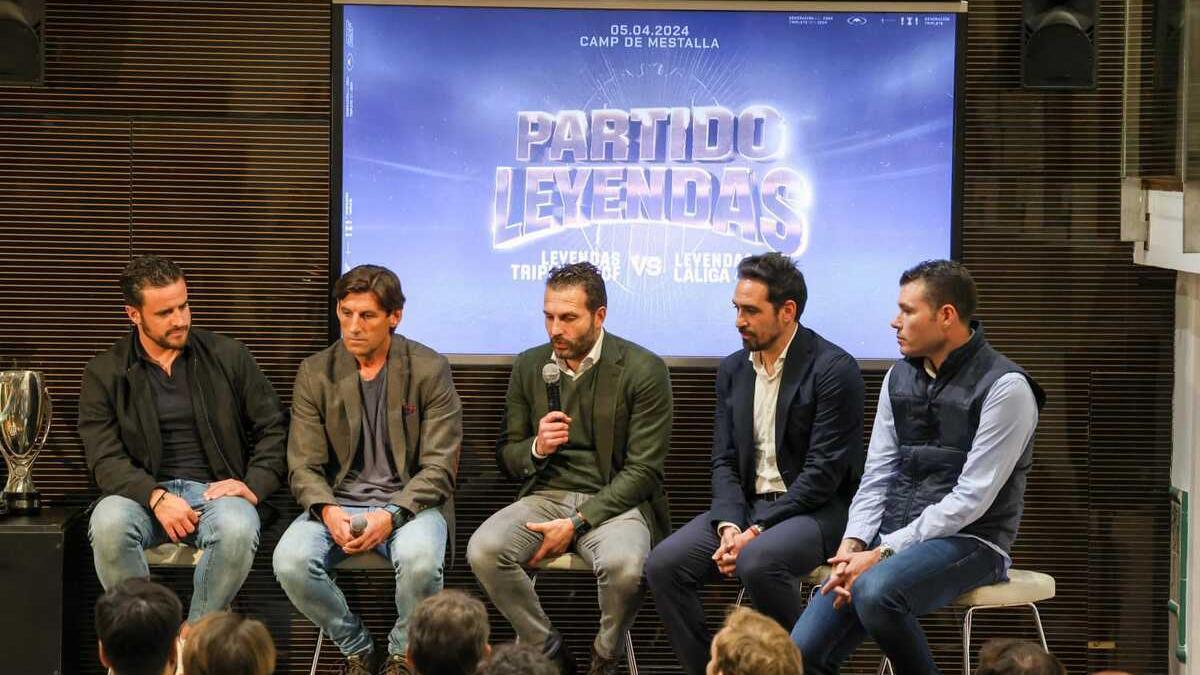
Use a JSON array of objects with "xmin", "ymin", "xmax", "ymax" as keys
[
  {"xmin": 545, "ymin": 262, "xmax": 607, "ymax": 313},
  {"xmin": 736, "ymin": 252, "xmax": 807, "ymax": 317},
  {"xmin": 181, "ymin": 611, "xmax": 275, "ymax": 675},
  {"xmin": 976, "ymin": 639, "xmax": 1065, "ymax": 675},
  {"xmin": 334, "ymin": 264, "xmax": 406, "ymax": 314},
  {"xmin": 95, "ymin": 578, "xmax": 183, "ymax": 675},
  {"xmin": 899, "ymin": 259, "xmax": 977, "ymax": 323},
  {"xmin": 479, "ymin": 643, "xmax": 558, "ymax": 675},
  {"xmin": 120, "ymin": 255, "xmax": 185, "ymax": 307},
  {"xmin": 408, "ymin": 590, "xmax": 490, "ymax": 675}
]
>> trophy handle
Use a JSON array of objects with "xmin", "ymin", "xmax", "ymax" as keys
[{"xmin": 27, "ymin": 385, "xmax": 51, "ymax": 467}]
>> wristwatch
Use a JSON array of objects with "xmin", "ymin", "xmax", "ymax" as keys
[
  {"xmin": 749, "ymin": 523, "xmax": 766, "ymax": 536},
  {"xmin": 570, "ymin": 513, "xmax": 591, "ymax": 537},
  {"xmin": 384, "ymin": 504, "xmax": 410, "ymax": 530},
  {"xmin": 877, "ymin": 544, "xmax": 895, "ymax": 560}
]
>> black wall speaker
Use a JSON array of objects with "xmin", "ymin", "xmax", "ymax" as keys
[
  {"xmin": 0, "ymin": 0, "xmax": 43, "ymax": 85},
  {"xmin": 1022, "ymin": 0, "xmax": 1097, "ymax": 89}
]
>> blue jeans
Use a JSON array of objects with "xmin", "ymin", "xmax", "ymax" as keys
[
  {"xmin": 88, "ymin": 479, "xmax": 261, "ymax": 623},
  {"xmin": 272, "ymin": 505, "xmax": 447, "ymax": 657},
  {"xmin": 791, "ymin": 537, "xmax": 1006, "ymax": 675}
]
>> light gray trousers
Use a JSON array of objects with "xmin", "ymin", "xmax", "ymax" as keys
[{"xmin": 467, "ymin": 490, "xmax": 651, "ymax": 658}]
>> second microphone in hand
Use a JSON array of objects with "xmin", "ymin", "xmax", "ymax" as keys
[{"xmin": 542, "ymin": 362, "xmax": 562, "ymax": 412}]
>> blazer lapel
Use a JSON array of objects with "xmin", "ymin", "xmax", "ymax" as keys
[
  {"xmin": 334, "ymin": 344, "xmax": 361, "ymax": 469},
  {"xmin": 774, "ymin": 326, "xmax": 813, "ymax": 451},
  {"xmin": 128, "ymin": 366, "xmax": 163, "ymax": 467},
  {"xmin": 593, "ymin": 337, "xmax": 623, "ymax": 478},
  {"xmin": 385, "ymin": 336, "xmax": 410, "ymax": 477},
  {"xmin": 732, "ymin": 355, "xmax": 756, "ymax": 480}
]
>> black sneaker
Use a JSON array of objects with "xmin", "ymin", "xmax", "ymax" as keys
[{"xmin": 545, "ymin": 633, "xmax": 578, "ymax": 675}]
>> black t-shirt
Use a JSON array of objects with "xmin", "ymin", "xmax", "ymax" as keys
[{"xmin": 141, "ymin": 346, "xmax": 214, "ymax": 483}]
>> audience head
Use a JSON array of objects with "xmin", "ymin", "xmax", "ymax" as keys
[
  {"xmin": 478, "ymin": 643, "xmax": 559, "ymax": 675},
  {"xmin": 181, "ymin": 611, "xmax": 275, "ymax": 675},
  {"xmin": 95, "ymin": 578, "xmax": 183, "ymax": 675},
  {"xmin": 976, "ymin": 639, "xmax": 1065, "ymax": 675},
  {"xmin": 893, "ymin": 259, "xmax": 978, "ymax": 359},
  {"xmin": 407, "ymin": 589, "xmax": 491, "ymax": 675},
  {"xmin": 707, "ymin": 607, "xmax": 803, "ymax": 675}
]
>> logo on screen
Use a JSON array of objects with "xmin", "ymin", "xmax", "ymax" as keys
[{"xmin": 491, "ymin": 105, "xmax": 811, "ymax": 257}]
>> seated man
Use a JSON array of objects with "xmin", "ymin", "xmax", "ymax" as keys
[
  {"xmin": 406, "ymin": 589, "xmax": 491, "ymax": 675},
  {"xmin": 273, "ymin": 264, "xmax": 462, "ymax": 675},
  {"xmin": 80, "ymin": 255, "xmax": 287, "ymax": 627},
  {"xmin": 647, "ymin": 253, "xmax": 863, "ymax": 675},
  {"xmin": 468, "ymin": 262, "xmax": 673, "ymax": 675},
  {"xmin": 95, "ymin": 577, "xmax": 183, "ymax": 675},
  {"xmin": 792, "ymin": 260, "xmax": 1046, "ymax": 675},
  {"xmin": 181, "ymin": 611, "xmax": 275, "ymax": 675},
  {"xmin": 707, "ymin": 607, "xmax": 803, "ymax": 675}
]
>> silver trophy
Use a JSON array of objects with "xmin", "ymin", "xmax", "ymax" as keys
[{"xmin": 0, "ymin": 370, "xmax": 51, "ymax": 514}]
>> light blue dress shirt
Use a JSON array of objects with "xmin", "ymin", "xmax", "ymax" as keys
[{"xmin": 843, "ymin": 367, "xmax": 1039, "ymax": 566}]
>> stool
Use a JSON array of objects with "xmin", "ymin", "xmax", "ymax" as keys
[
  {"xmin": 309, "ymin": 551, "xmax": 392, "ymax": 675},
  {"xmin": 529, "ymin": 552, "xmax": 639, "ymax": 675},
  {"xmin": 144, "ymin": 542, "xmax": 204, "ymax": 567},
  {"xmin": 733, "ymin": 564, "xmax": 834, "ymax": 608},
  {"xmin": 877, "ymin": 569, "xmax": 1056, "ymax": 675}
]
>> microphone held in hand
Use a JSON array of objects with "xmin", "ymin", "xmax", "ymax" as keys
[
  {"xmin": 542, "ymin": 362, "xmax": 562, "ymax": 412},
  {"xmin": 350, "ymin": 514, "xmax": 368, "ymax": 537}
]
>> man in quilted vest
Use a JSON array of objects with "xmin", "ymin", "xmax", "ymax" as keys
[{"xmin": 791, "ymin": 259, "xmax": 1046, "ymax": 675}]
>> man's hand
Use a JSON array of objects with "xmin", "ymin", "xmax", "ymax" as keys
[
  {"xmin": 715, "ymin": 527, "xmax": 759, "ymax": 576},
  {"xmin": 711, "ymin": 526, "xmax": 739, "ymax": 568},
  {"xmin": 822, "ymin": 543, "xmax": 884, "ymax": 609},
  {"xmin": 525, "ymin": 517, "xmax": 575, "ymax": 566},
  {"xmin": 535, "ymin": 411, "xmax": 573, "ymax": 457},
  {"xmin": 202, "ymin": 479, "xmax": 259, "ymax": 505},
  {"xmin": 342, "ymin": 509, "xmax": 394, "ymax": 555},
  {"xmin": 321, "ymin": 504, "xmax": 354, "ymax": 548},
  {"xmin": 150, "ymin": 489, "xmax": 199, "ymax": 543}
]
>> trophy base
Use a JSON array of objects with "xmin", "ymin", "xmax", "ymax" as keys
[{"xmin": 3, "ymin": 491, "xmax": 40, "ymax": 515}]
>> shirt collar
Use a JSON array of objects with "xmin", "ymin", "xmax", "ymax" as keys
[
  {"xmin": 552, "ymin": 329, "xmax": 605, "ymax": 377},
  {"xmin": 748, "ymin": 322, "xmax": 799, "ymax": 380}
]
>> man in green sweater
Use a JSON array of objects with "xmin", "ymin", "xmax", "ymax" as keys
[{"xmin": 468, "ymin": 262, "xmax": 673, "ymax": 675}]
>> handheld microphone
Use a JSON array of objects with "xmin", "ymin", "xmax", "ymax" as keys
[
  {"xmin": 542, "ymin": 362, "xmax": 562, "ymax": 412},
  {"xmin": 350, "ymin": 514, "xmax": 368, "ymax": 537}
]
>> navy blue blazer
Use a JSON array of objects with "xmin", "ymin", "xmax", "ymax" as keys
[{"xmin": 710, "ymin": 325, "xmax": 865, "ymax": 556}]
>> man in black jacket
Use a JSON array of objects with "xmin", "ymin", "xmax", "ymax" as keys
[
  {"xmin": 645, "ymin": 253, "xmax": 864, "ymax": 675},
  {"xmin": 79, "ymin": 255, "xmax": 287, "ymax": 626}
]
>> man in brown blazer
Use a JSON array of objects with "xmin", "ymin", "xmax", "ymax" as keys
[{"xmin": 273, "ymin": 265, "xmax": 462, "ymax": 675}]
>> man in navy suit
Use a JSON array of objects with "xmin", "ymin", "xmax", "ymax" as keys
[{"xmin": 645, "ymin": 252, "xmax": 865, "ymax": 675}]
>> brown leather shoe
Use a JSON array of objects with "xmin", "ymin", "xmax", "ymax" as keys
[
  {"xmin": 379, "ymin": 654, "xmax": 412, "ymax": 675},
  {"xmin": 587, "ymin": 647, "xmax": 620, "ymax": 675},
  {"xmin": 338, "ymin": 652, "xmax": 374, "ymax": 675}
]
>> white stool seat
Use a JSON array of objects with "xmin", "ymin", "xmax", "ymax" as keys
[
  {"xmin": 333, "ymin": 550, "xmax": 391, "ymax": 571},
  {"xmin": 953, "ymin": 569, "xmax": 1056, "ymax": 607},
  {"xmin": 804, "ymin": 564, "xmax": 833, "ymax": 586},
  {"xmin": 144, "ymin": 543, "xmax": 204, "ymax": 567},
  {"xmin": 532, "ymin": 552, "xmax": 590, "ymax": 572}
]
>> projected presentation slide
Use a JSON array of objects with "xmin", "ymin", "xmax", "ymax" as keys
[{"xmin": 339, "ymin": 5, "xmax": 958, "ymax": 358}]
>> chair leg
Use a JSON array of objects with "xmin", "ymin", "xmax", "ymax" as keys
[
  {"xmin": 624, "ymin": 629, "xmax": 638, "ymax": 675},
  {"xmin": 309, "ymin": 629, "xmax": 324, "ymax": 675},
  {"xmin": 734, "ymin": 586, "xmax": 746, "ymax": 608},
  {"xmin": 963, "ymin": 606, "xmax": 977, "ymax": 675},
  {"xmin": 1029, "ymin": 603, "xmax": 1049, "ymax": 651},
  {"xmin": 876, "ymin": 657, "xmax": 894, "ymax": 675}
]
